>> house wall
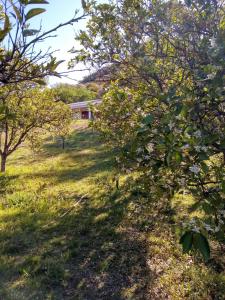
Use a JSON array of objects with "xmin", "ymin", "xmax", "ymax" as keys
[
  {"xmin": 72, "ymin": 108, "xmax": 93, "ymax": 120},
  {"xmin": 70, "ymin": 99, "xmax": 102, "ymax": 120}
]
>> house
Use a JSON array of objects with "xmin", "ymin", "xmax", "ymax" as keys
[{"xmin": 69, "ymin": 99, "xmax": 102, "ymax": 120}]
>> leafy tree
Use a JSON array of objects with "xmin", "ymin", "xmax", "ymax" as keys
[
  {"xmin": 0, "ymin": 0, "xmax": 87, "ymax": 86},
  {"xmin": 85, "ymin": 82, "xmax": 103, "ymax": 95},
  {"xmin": 74, "ymin": 0, "xmax": 225, "ymax": 259},
  {"xmin": 52, "ymin": 83, "xmax": 97, "ymax": 104},
  {"xmin": 0, "ymin": 84, "xmax": 72, "ymax": 172},
  {"xmin": 80, "ymin": 65, "xmax": 119, "ymax": 84}
]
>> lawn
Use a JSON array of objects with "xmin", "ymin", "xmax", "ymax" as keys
[{"xmin": 0, "ymin": 121, "xmax": 224, "ymax": 300}]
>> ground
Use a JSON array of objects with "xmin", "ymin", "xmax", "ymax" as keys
[{"xmin": 0, "ymin": 121, "xmax": 224, "ymax": 300}]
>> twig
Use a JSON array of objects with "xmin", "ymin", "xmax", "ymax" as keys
[
  {"xmin": 41, "ymin": 194, "xmax": 89, "ymax": 229},
  {"xmin": 59, "ymin": 193, "xmax": 89, "ymax": 218}
]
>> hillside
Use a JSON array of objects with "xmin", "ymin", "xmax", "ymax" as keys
[{"xmin": 0, "ymin": 121, "xmax": 224, "ymax": 299}]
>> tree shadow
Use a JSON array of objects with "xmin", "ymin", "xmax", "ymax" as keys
[
  {"xmin": 61, "ymin": 194, "xmax": 151, "ymax": 299},
  {"xmin": 0, "ymin": 128, "xmax": 155, "ymax": 299},
  {"xmin": 0, "ymin": 189, "xmax": 154, "ymax": 299},
  {"xmin": 18, "ymin": 131, "xmax": 114, "ymax": 184},
  {"xmin": 27, "ymin": 154, "xmax": 113, "ymax": 184},
  {"xmin": 43, "ymin": 129, "xmax": 105, "ymax": 156},
  {"xmin": 0, "ymin": 174, "xmax": 19, "ymax": 195}
]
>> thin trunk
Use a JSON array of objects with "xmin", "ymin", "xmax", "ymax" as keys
[
  {"xmin": 116, "ymin": 178, "xmax": 119, "ymax": 190},
  {"xmin": 0, "ymin": 131, "xmax": 2, "ymax": 151},
  {"xmin": 1, "ymin": 154, "xmax": 7, "ymax": 172},
  {"xmin": 62, "ymin": 137, "xmax": 65, "ymax": 149}
]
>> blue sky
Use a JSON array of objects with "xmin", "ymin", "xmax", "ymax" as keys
[{"xmin": 31, "ymin": 0, "xmax": 90, "ymax": 86}]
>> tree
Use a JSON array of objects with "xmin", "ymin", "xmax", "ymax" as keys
[
  {"xmin": 0, "ymin": 0, "xmax": 88, "ymax": 170},
  {"xmin": 74, "ymin": 0, "xmax": 225, "ymax": 259},
  {"xmin": 0, "ymin": 84, "xmax": 72, "ymax": 172},
  {"xmin": 52, "ymin": 83, "xmax": 97, "ymax": 104},
  {"xmin": 0, "ymin": 0, "xmax": 87, "ymax": 86}
]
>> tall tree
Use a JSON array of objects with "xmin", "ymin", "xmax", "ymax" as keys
[{"xmin": 73, "ymin": 0, "xmax": 225, "ymax": 258}]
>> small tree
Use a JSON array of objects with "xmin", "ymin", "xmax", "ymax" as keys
[
  {"xmin": 52, "ymin": 116, "xmax": 73, "ymax": 149},
  {"xmin": 0, "ymin": 84, "xmax": 72, "ymax": 172}
]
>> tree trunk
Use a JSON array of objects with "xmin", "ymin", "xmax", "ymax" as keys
[
  {"xmin": 62, "ymin": 137, "xmax": 65, "ymax": 149},
  {"xmin": 1, "ymin": 154, "xmax": 7, "ymax": 172}
]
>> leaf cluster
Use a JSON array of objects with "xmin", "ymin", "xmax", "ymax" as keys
[{"xmin": 75, "ymin": 0, "xmax": 225, "ymax": 260}]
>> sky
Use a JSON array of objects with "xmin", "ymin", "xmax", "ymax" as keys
[{"xmin": 30, "ymin": 0, "xmax": 91, "ymax": 86}]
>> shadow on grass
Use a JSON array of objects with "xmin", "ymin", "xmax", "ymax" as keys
[
  {"xmin": 0, "ymin": 174, "xmax": 19, "ymax": 195},
  {"xmin": 30, "ymin": 154, "xmax": 113, "ymax": 184},
  {"xmin": 18, "ymin": 130, "xmax": 115, "ymax": 184},
  {"xmin": 2, "ymin": 128, "xmax": 225, "ymax": 299},
  {"xmin": 43, "ymin": 129, "xmax": 105, "ymax": 155},
  {"xmin": 0, "ymin": 128, "xmax": 153, "ymax": 299},
  {"xmin": 0, "ymin": 190, "xmax": 152, "ymax": 300}
]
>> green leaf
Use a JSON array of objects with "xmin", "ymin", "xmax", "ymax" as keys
[
  {"xmin": 0, "ymin": 15, "xmax": 11, "ymax": 42},
  {"xmin": 175, "ymin": 103, "xmax": 183, "ymax": 115},
  {"xmin": 189, "ymin": 201, "xmax": 202, "ymax": 213},
  {"xmin": 142, "ymin": 114, "xmax": 154, "ymax": 126},
  {"xmin": 51, "ymin": 60, "xmax": 65, "ymax": 71},
  {"xmin": 28, "ymin": 0, "xmax": 49, "ymax": 3},
  {"xmin": 193, "ymin": 232, "xmax": 210, "ymax": 261},
  {"xmin": 204, "ymin": 134, "xmax": 219, "ymax": 144},
  {"xmin": 45, "ymin": 57, "xmax": 64, "ymax": 72},
  {"xmin": 202, "ymin": 202, "xmax": 214, "ymax": 214},
  {"xmin": 215, "ymin": 231, "xmax": 225, "ymax": 242},
  {"xmin": 10, "ymin": 1, "xmax": 23, "ymax": 23},
  {"xmin": 116, "ymin": 92, "xmax": 125, "ymax": 101},
  {"xmin": 220, "ymin": 139, "xmax": 225, "ymax": 148},
  {"xmin": 165, "ymin": 151, "xmax": 172, "ymax": 166},
  {"xmin": 4, "ymin": 15, "xmax": 11, "ymax": 31},
  {"xmin": 198, "ymin": 152, "xmax": 209, "ymax": 161},
  {"xmin": 81, "ymin": 0, "xmax": 87, "ymax": 9},
  {"xmin": 221, "ymin": 181, "xmax": 225, "ymax": 194},
  {"xmin": 180, "ymin": 231, "xmax": 193, "ymax": 253},
  {"xmin": 173, "ymin": 151, "xmax": 182, "ymax": 163},
  {"xmin": 25, "ymin": 8, "xmax": 46, "ymax": 21},
  {"xmin": 19, "ymin": 0, "xmax": 29, "ymax": 4},
  {"xmin": 200, "ymin": 162, "xmax": 209, "ymax": 173},
  {"xmin": 23, "ymin": 29, "xmax": 39, "ymax": 37},
  {"xmin": 34, "ymin": 79, "xmax": 46, "ymax": 85}
]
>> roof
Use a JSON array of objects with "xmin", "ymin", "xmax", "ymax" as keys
[{"xmin": 69, "ymin": 99, "xmax": 102, "ymax": 110}]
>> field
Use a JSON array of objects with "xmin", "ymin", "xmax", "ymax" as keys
[{"xmin": 0, "ymin": 121, "xmax": 224, "ymax": 300}]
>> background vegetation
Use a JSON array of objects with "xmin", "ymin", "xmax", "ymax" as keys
[{"xmin": 52, "ymin": 83, "xmax": 99, "ymax": 104}]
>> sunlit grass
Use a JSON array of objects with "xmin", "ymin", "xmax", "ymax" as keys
[{"xmin": 0, "ymin": 120, "xmax": 224, "ymax": 299}]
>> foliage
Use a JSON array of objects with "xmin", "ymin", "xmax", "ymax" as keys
[
  {"xmin": 52, "ymin": 83, "xmax": 97, "ymax": 104},
  {"xmin": 0, "ymin": 0, "xmax": 86, "ymax": 86},
  {"xmin": 0, "ymin": 84, "xmax": 72, "ymax": 171},
  {"xmin": 74, "ymin": 0, "xmax": 225, "ymax": 259},
  {"xmin": 92, "ymin": 82, "xmax": 156, "ymax": 146},
  {"xmin": 79, "ymin": 65, "xmax": 119, "ymax": 84}
]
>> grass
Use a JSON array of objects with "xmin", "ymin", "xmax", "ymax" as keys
[{"xmin": 0, "ymin": 120, "xmax": 224, "ymax": 299}]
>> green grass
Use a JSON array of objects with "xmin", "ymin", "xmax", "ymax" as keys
[{"xmin": 0, "ymin": 120, "xmax": 224, "ymax": 299}]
